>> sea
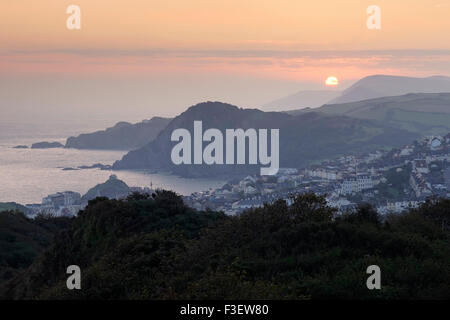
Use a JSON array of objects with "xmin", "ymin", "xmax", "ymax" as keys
[{"xmin": 0, "ymin": 120, "xmax": 226, "ymax": 204}]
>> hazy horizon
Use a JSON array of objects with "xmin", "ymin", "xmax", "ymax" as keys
[{"xmin": 2, "ymin": 1, "xmax": 450, "ymax": 124}]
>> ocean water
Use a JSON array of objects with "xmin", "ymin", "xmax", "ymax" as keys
[{"xmin": 0, "ymin": 121, "xmax": 225, "ymax": 204}]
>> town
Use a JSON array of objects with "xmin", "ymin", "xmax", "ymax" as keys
[
  {"xmin": 24, "ymin": 175, "xmax": 153, "ymax": 218},
  {"xmin": 24, "ymin": 133, "xmax": 450, "ymax": 217},
  {"xmin": 183, "ymin": 133, "xmax": 450, "ymax": 215}
]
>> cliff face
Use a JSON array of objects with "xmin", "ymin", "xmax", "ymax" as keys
[
  {"xmin": 112, "ymin": 101, "xmax": 418, "ymax": 178},
  {"xmin": 65, "ymin": 117, "xmax": 171, "ymax": 151}
]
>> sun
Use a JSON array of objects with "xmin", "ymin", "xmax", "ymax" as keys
[{"xmin": 325, "ymin": 76, "xmax": 339, "ymax": 86}]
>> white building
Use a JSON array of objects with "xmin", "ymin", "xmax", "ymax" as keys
[
  {"xmin": 399, "ymin": 146, "xmax": 414, "ymax": 157},
  {"xmin": 340, "ymin": 176, "xmax": 376, "ymax": 195},
  {"xmin": 410, "ymin": 172, "xmax": 432, "ymax": 198},
  {"xmin": 386, "ymin": 201, "xmax": 421, "ymax": 213},
  {"xmin": 412, "ymin": 160, "xmax": 429, "ymax": 174},
  {"xmin": 305, "ymin": 168, "xmax": 342, "ymax": 181}
]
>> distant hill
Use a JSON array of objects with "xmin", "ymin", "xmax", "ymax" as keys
[
  {"xmin": 65, "ymin": 117, "xmax": 171, "ymax": 151},
  {"xmin": 113, "ymin": 101, "xmax": 418, "ymax": 178},
  {"xmin": 329, "ymin": 75, "xmax": 450, "ymax": 104},
  {"xmin": 263, "ymin": 90, "xmax": 341, "ymax": 110},
  {"xmin": 302, "ymin": 93, "xmax": 450, "ymax": 135},
  {"xmin": 263, "ymin": 75, "xmax": 450, "ymax": 111},
  {"xmin": 31, "ymin": 142, "xmax": 64, "ymax": 149},
  {"xmin": 81, "ymin": 175, "xmax": 131, "ymax": 203}
]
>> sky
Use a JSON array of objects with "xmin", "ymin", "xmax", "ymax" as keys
[{"xmin": 1, "ymin": 0, "xmax": 450, "ymax": 124}]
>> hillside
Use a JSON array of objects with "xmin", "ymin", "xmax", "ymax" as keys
[
  {"xmin": 1, "ymin": 193, "xmax": 449, "ymax": 299},
  {"xmin": 65, "ymin": 117, "xmax": 171, "ymax": 151},
  {"xmin": 305, "ymin": 93, "xmax": 450, "ymax": 135},
  {"xmin": 81, "ymin": 175, "xmax": 131, "ymax": 203},
  {"xmin": 329, "ymin": 75, "xmax": 450, "ymax": 104},
  {"xmin": 112, "ymin": 101, "xmax": 418, "ymax": 177},
  {"xmin": 263, "ymin": 90, "xmax": 341, "ymax": 110},
  {"xmin": 0, "ymin": 211, "xmax": 71, "ymax": 283}
]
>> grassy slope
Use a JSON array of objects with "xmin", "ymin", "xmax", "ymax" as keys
[{"xmin": 316, "ymin": 93, "xmax": 450, "ymax": 135}]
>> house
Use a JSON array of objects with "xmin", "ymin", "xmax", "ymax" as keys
[
  {"xmin": 386, "ymin": 201, "xmax": 420, "ymax": 213},
  {"xmin": 340, "ymin": 176, "xmax": 376, "ymax": 195},
  {"xmin": 412, "ymin": 159, "xmax": 429, "ymax": 174},
  {"xmin": 232, "ymin": 198, "xmax": 264, "ymax": 211},
  {"xmin": 399, "ymin": 146, "xmax": 414, "ymax": 157},
  {"xmin": 410, "ymin": 172, "xmax": 432, "ymax": 198},
  {"xmin": 244, "ymin": 185, "xmax": 258, "ymax": 195},
  {"xmin": 429, "ymin": 136, "xmax": 443, "ymax": 150}
]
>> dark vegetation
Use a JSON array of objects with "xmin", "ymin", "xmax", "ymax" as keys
[
  {"xmin": 375, "ymin": 164, "xmax": 412, "ymax": 200},
  {"xmin": 0, "ymin": 202, "xmax": 30, "ymax": 214},
  {"xmin": 0, "ymin": 191, "xmax": 449, "ymax": 300},
  {"xmin": 0, "ymin": 211, "xmax": 72, "ymax": 282}
]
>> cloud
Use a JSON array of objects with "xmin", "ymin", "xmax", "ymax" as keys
[
  {"xmin": 5, "ymin": 48, "xmax": 450, "ymax": 59},
  {"xmin": 2, "ymin": 49, "xmax": 450, "ymax": 82}
]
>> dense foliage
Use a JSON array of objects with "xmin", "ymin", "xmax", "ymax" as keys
[
  {"xmin": 375, "ymin": 164, "xmax": 412, "ymax": 200},
  {"xmin": 1, "ymin": 191, "xmax": 449, "ymax": 300},
  {"xmin": 0, "ymin": 211, "xmax": 71, "ymax": 282}
]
